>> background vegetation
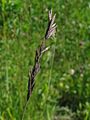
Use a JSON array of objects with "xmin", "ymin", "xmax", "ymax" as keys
[{"xmin": 0, "ymin": 0, "xmax": 90, "ymax": 120}]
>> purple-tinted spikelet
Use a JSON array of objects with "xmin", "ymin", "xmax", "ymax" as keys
[{"xmin": 45, "ymin": 9, "xmax": 57, "ymax": 39}]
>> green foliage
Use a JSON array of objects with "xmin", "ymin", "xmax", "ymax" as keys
[{"xmin": 0, "ymin": 0, "xmax": 90, "ymax": 120}]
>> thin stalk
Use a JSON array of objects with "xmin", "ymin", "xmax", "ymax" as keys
[
  {"xmin": 45, "ymin": 38, "xmax": 57, "ymax": 120},
  {"xmin": 48, "ymin": 38, "xmax": 57, "ymax": 91}
]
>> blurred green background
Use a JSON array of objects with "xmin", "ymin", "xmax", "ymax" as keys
[{"xmin": 0, "ymin": 0, "xmax": 90, "ymax": 120}]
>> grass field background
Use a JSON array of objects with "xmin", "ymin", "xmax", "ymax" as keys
[{"xmin": 0, "ymin": 0, "xmax": 90, "ymax": 120}]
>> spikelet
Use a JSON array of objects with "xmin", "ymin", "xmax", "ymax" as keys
[{"xmin": 45, "ymin": 9, "xmax": 57, "ymax": 39}]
